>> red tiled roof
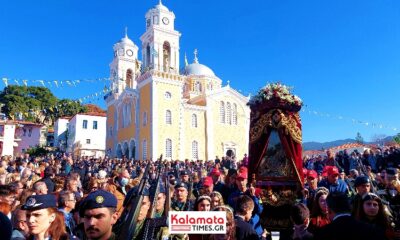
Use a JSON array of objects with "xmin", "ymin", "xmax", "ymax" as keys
[{"xmin": 14, "ymin": 120, "xmax": 45, "ymax": 127}]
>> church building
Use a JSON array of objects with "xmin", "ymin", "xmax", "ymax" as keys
[{"xmin": 105, "ymin": 1, "xmax": 250, "ymax": 161}]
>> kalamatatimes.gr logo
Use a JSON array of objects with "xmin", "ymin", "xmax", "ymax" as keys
[{"xmin": 169, "ymin": 211, "xmax": 227, "ymax": 234}]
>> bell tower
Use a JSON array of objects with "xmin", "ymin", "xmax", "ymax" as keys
[
  {"xmin": 110, "ymin": 28, "xmax": 141, "ymax": 94},
  {"xmin": 140, "ymin": 0, "xmax": 181, "ymax": 73}
]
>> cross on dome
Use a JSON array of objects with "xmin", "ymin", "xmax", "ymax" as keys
[
  {"xmin": 193, "ymin": 49, "xmax": 199, "ymax": 63},
  {"xmin": 184, "ymin": 52, "xmax": 188, "ymax": 67}
]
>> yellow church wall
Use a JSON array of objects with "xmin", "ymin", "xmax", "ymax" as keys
[
  {"xmin": 154, "ymin": 81, "xmax": 182, "ymax": 159},
  {"xmin": 139, "ymin": 82, "xmax": 151, "ymax": 159},
  {"xmin": 183, "ymin": 109, "xmax": 206, "ymax": 160},
  {"xmin": 210, "ymin": 95, "xmax": 248, "ymax": 159},
  {"xmin": 117, "ymin": 103, "xmax": 136, "ymax": 142}
]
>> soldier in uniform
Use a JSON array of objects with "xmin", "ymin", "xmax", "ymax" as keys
[
  {"xmin": 171, "ymin": 182, "xmax": 193, "ymax": 211},
  {"xmin": 79, "ymin": 190, "xmax": 119, "ymax": 240},
  {"xmin": 22, "ymin": 194, "xmax": 70, "ymax": 240}
]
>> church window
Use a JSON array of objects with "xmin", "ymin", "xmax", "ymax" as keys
[
  {"xmin": 194, "ymin": 81, "xmax": 202, "ymax": 92},
  {"xmin": 153, "ymin": 15, "xmax": 159, "ymax": 25},
  {"xmin": 163, "ymin": 42, "xmax": 171, "ymax": 72},
  {"xmin": 165, "ymin": 92, "xmax": 172, "ymax": 99},
  {"xmin": 233, "ymin": 103, "xmax": 238, "ymax": 125},
  {"xmin": 192, "ymin": 141, "xmax": 199, "ymax": 160},
  {"xmin": 192, "ymin": 114, "xmax": 197, "ymax": 128},
  {"xmin": 143, "ymin": 112, "xmax": 147, "ymax": 126},
  {"xmin": 146, "ymin": 45, "xmax": 151, "ymax": 67},
  {"xmin": 166, "ymin": 110, "xmax": 172, "ymax": 124},
  {"xmin": 220, "ymin": 101, "xmax": 225, "ymax": 124},
  {"xmin": 226, "ymin": 102, "xmax": 232, "ymax": 125},
  {"xmin": 126, "ymin": 69, "xmax": 133, "ymax": 88},
  {"xmin": 142, "ymin": 139, "xmax": 147, "ymax": 160},
  {"xmin": 166, "ymin": 138, "xmax": 172, "ymax": 158}
]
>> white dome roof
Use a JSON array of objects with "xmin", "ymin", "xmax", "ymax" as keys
[
  {"xmin": 154, "ymin": 2, "xmax": 169, "ymax": 11},
  {"xmin": 119, "ymin": 35, "xmax": 135, "ymax": 46},
  {"xmin": 182, "ymin": 63, "xmax": 216, "ymax": 77}
]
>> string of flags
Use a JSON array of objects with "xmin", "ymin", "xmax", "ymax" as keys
[
  {"xmin": 76, "ymin": 85, "xmax": 116, "ymax": 104},
  {"xmin": 1, "ymin": 77, "xmax": 111, "ymax": 88},
  {"xmin": 301, "ymin": 105, "xmax": 399, "ymax": 132}
]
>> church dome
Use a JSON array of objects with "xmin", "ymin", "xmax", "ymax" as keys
[
  {"xmin": 154, "ymin": 1, "xmax": 169, "ymax": 11},
  {"xmin": 119, "ymin": 35, "xmax": 135, "ymax": 46},
  {"xmin": 182, "ymin": 63, "xmax": 216, "ymax": 77}
]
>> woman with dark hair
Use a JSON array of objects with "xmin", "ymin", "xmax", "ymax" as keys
[
  {"xmin": 355, "ymin": 193, "xmax": 395, "ymax": 240},
  {"xmin": 308, "ymin": 187, "xmax": 330, "ymax": 234},
  {"xmin": 194, "ymin": 195, "xmax": 212, "ymax": 211}
]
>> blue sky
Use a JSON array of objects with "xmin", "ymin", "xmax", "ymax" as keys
[{"xmin": 0, "ymin": 0, "xmax": 399, "ymax": 142}]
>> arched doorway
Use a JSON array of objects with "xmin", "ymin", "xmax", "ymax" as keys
[
  {"xmin": 116, "ymin": 144, "xmax": 123, "ymax": 158},
  {"xmin": 129, "ymin": 140, "xmax": 136, "ymax": 160},
  {"xmin": 123, "ymin": 142, "xmax": 129, "ymax": 158}
]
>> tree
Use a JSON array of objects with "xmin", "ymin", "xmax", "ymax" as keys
[
  {"xmin": 355, "ymin": 132, "xmax": 364, "ymax": 144},
  {"xmin": 394, "ymin": 133, "xmax": 400, "ymax": 144},
  {"xmin": 0, "ymin": 86, "xmax": 87, "ymax": 125}
]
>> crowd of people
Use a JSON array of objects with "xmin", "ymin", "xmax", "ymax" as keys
[{"xmin": 0, "ymin": 146, "xmax": 398, "ymax": 240}]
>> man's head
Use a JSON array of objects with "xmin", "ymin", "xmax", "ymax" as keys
[
  {"xmin": 174, "ymin": 182, "xmax": 188, "ymax": 202},
  {"xmin": 354, "ymin": 176, "xmax": 371, "ymax": 196},
  {"xmin": 327, "ymin": 166, "xmax": 339, "ymax": 184},
  {"xmin": 290, "ymin": 203, "xmax": 310, "ymax": 226},
  {"xmin": 33, "ymin": 181, "xmax": 48, "ymax": 195},
  {"xmin": 210, "ymin": 168, "xmax": 221, "ymax": 183},
  {"xmin": 306, "ymin": 170, "xmax": 318, "ymax": 190},
  {"xmin": 326, "ymin": 192, "xmax": 351, "ymax": 220},
  {"xmin": 202, "ymin": 177, "xmax": 214, "ymax": 195},
  {"xmin": 236, "ymin": 195, "xmax": 254, "ymax": 221},
  {"xmin": 80, "ymin": 190, "xmax": 118, "ymax": 240},
  {"xmin": 12, "ymin": 208, "xmax": 29, "ymax": 236},
  {"xmin": 180, "ymin": 170, "xmax": 190, "ymax": 183},
  {"xmin": 235, "ymin": 167, "xmax": 248, "ymax": 192},
  {"xmin": 58, "ymin": 190, "xmax": 76, "ymax": 211}
]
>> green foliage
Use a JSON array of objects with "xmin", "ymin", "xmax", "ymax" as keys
[
  {"xmin": 394, "ymin": 133, "xmax": 400, "ymax": 144},
  {"xmin": 0, "ymin": 85, "xmax": 87, "ymax": 125},
  {"xmin": 355, "ymin": 132, "xmax": 364, "ymax": 144},
  {"xmin": 26, "ymin": 146, "xmax": 49, "ymax": 157}
]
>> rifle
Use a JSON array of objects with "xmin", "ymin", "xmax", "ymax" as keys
[
  {"xmin": 115, "ymin": 162, "xmax": 151, "ymax": 240},
  {"xmin": 143, "ymin": 155, "xmax": 169, "ymax": 240}
]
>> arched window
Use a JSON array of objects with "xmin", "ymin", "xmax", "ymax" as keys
[
  {"xmin": 126, "ymin": 69, "xmax": 133, "ymax": 88},
  {"xmin": 166, "ymin": 110, "xmax": 172, "ymax": 124},
  {"xmin": 166, "ymin": 138, "xmax": 172, "ymax": 158},
  {"xmin": 226, "ymin": 102, "xmax": 232, "ymax": 125},
  {"xmin": 192, "ymin": 141, "xmax": 198, "ymax": 160},
  {"xmin": 194, "ymin": 81, "xmax": 202, "ymax": 92},
  {"xmin": 163, "ymin": 41, "xmax": 171, "ymax": 72},
  {"xmin": 165, "ymin": 92, "xmax": 172, "ymax": 99},
  {"xmin": 220, "ymin": 101, "xmax": 225, "ymax": 124},
  {"xmin": 233, "ymin": 103, "xmax": 237, "ymax": 125},
  {"xmin": 142, "ymin": 139, "xmax": 147, "ymax": 160},
  {"xmin": 146, "ymin": 45, "xmax": 151, "ymax": 67},
  {"xmin": 192, "ymin": 114, "xmax": 197, "ymax": 128},
  {"xmin": 143, "ymin": 112, "xmax": 147, "ymax": 126}
]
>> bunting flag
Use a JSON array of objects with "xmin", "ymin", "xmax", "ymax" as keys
[
  {"xmin": 302, "ymin": 105, "xmax": 399, "ymax": 132},
  {"xmin": 38, "ymin": 80, "xmax": 45, "ymax": 87},
  {"xmin": 14, "ymin": 79, "xmax": 20, "ymax": 86},
  {"xmin": 66, "ymin": 80, "xmax": 72, "ymax": 86},
  {"xmin": 53, "ymin": 81, "xmax": 59, "ymax": 88},
  {"xmin": 22, "ymin": 79, "xmax": 28, "ymax": 87},
  {"xmin": 2, "ymin": 78, "xmax": 8, "ymax": 87}
]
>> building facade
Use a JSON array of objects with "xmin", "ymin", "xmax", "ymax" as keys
[
  {"xmin": 65, "ymin": 113, "xmax": 106, "ymax": 158},
  {"xmin": 54, "ymin": 117, "xmax": 71, "ymax": 151},
  {"xmin": 14, "ymin": 121, "xmax": 47, "ymax": 154},
  {"xmin": 105, "ymin": 2, "xmax": 250, "ymax": 161}
]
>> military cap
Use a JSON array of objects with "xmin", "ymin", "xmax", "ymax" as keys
[
  {"xmin": 174, "ymin": 182, "xmax": 188, "ymax": 190},
  {"xmin": 123, "ymin": 186, "xmax": 150, "ymax": 207},
  {"xmin": 22, "ymin": 194, "xmax": 57, "ymax": 211},
  {"xmin": 180, "ymin": 170, "xmax": 190, "ymax": 176},
  {"xmin": 386, "ymin": 168, "xmax": 398, "ymax": 176},
  {"xmin": 354, "ymin": 176, "xmax": 371, "ymax": 187},
  {"xmin": 79, "ymin": 190, "xmax": 117, "ymax": 217}
]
